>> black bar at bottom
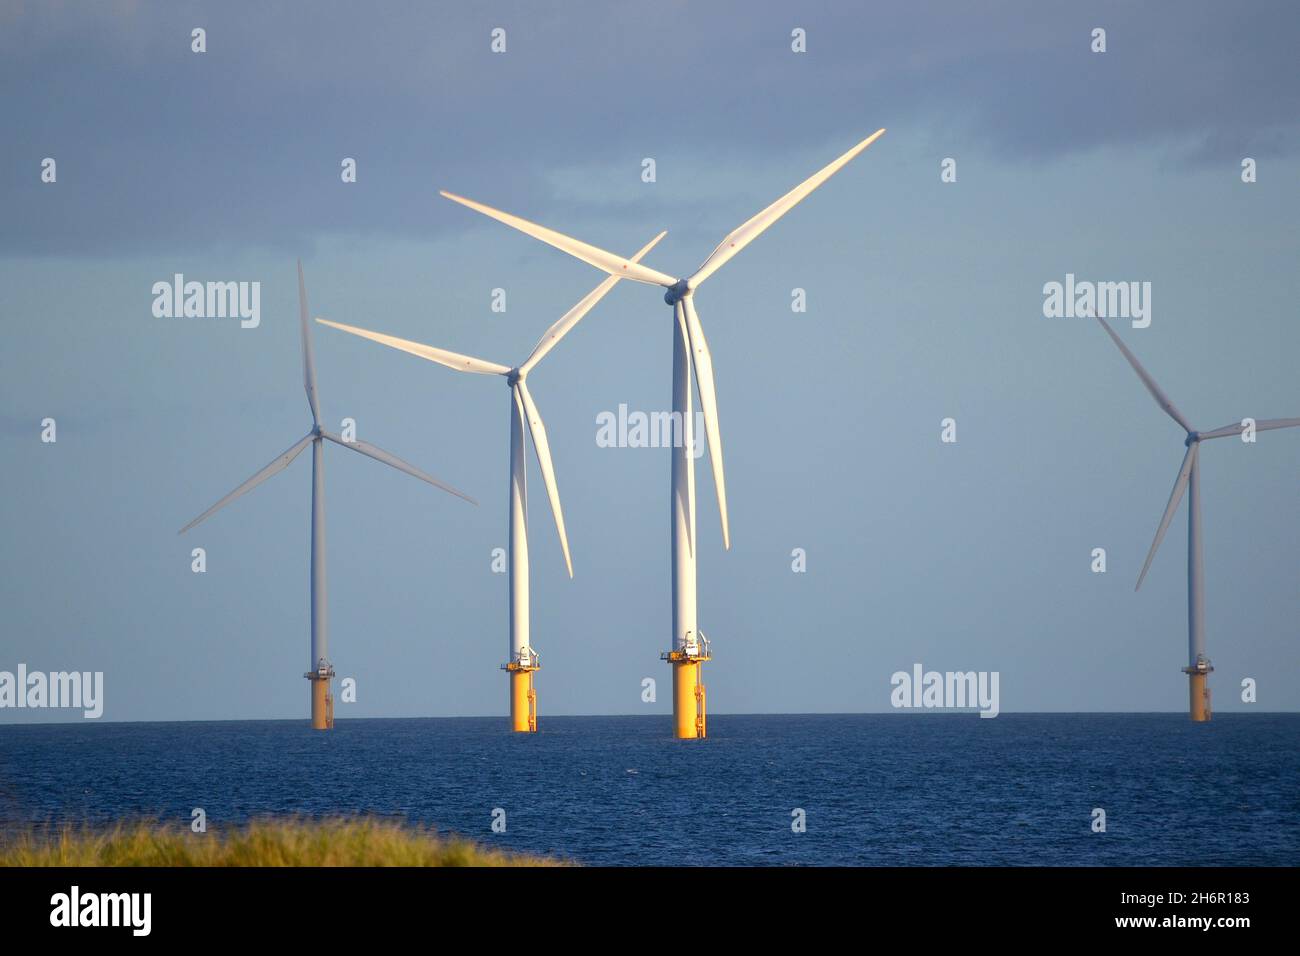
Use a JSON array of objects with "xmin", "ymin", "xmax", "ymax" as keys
[{"xmin": 0, "ymin": 866, "xmax": 1281, "ymax": 940}]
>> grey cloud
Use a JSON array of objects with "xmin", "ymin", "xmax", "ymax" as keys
[{"xmin": 1, "ymin": 0, "xmax": 1296, "ymax": 256}]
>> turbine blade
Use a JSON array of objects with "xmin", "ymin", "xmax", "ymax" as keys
[
  {"xmin": 316, "ymin": 319, "xmax": 510, "ymax": 375},
  {"xmin": 672, "ymin": 303, "xmax": 695, "ymax": 561},
  {"xmin": 320, "ymin": 431, "xmax": 477, "ymax": 506},
  {"xmin": 516, "ymin": 380, "xmax": 573, "ymax": 578},
  {"xmin": 1200, "ymin": 417, "xmax": 1300, "ymax": 440},
  {"xmin": 179, "ymin": 432, "xmax": 315, "ymax": 534},
  {"xmin": 520, "ymin": 231, "xmax": 668, "ymax": 375},
  {"xmin": 681, "ymin": 296, "xmax": 729, "ymax": 550},
  {"xmin": 440, "ymin": 190, "xmax": 678, "ymax": 288},
  {"xmin": 299, "ymin": 260, "xmax": 321, "ymax": 425},
  {"xmin": 687, "ymin": 129, "xmax": 886, "ymax": 289},
  {"xmin": 1095, "ymin": 316, "xmax": 1193, "ymax": 433},
  {"xmin": 1135, "ymin": 444, "xmax": 1197, "ymax": 591}
]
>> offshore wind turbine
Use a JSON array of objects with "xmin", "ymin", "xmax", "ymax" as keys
[
  {"xmin": 180, "ymin": 262, "xmax": 476, "ymax": 730},
  {"xmin": 1096, "ymin": 316, "xmax": 1299, "ymax": 721},
  {"xmin": 440, "ymin": 130, "xmax": 886, "ymax": 738},
  {"xmin": 318, "ymin": 232, "xmax": 665, "ymax": 732}
]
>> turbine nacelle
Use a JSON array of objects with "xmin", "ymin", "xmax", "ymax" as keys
[{"xmin": 664, "ymin": 279, "xmax": 690, "ymax": 306}]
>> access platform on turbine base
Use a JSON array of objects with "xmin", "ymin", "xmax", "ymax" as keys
[
  {"xmin": 503, "ymin": 657, "xmax": 539, "ymax": 733},
  {"xmin": 661, "ymin": 645, "xmax": 710, "ymax": 740},
  {"xmin": 1182, "ymin": 658, "xmax": 1213, "ymax": 722},
  {"xmin": 305, "ymin": 663, "xmax": 336, "ymax": 731}
]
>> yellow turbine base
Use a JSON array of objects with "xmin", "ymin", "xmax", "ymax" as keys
[
  {"xmin": 1188, "ymin": 672, "xmax": 1211, "ymax": 722},
  {"xmin": 671, "ymin": 658, "xmax": 707, "ymax": 739},
  {"xmin": 509, "ymin": 668, "xmax": 537, "ymax": 733},
  {"xmin": 310, "ymin": 676, "xmax": 334, "ymax": 731}
]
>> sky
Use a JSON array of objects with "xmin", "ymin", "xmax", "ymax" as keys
[{"xmin": 1, "ymin": 0, "xmax": 1297, "ymax": 722}]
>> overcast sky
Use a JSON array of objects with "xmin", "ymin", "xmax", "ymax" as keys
[{"xmin": 2, "ymin": 0, "xmax": 1297, "ymax": 722}]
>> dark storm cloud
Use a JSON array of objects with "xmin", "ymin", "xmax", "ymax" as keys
[{"xmin": 1, "ymin": 0, "xmax": 1296, "ymax": 256}]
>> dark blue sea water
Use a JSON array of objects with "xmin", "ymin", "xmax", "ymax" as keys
[{"xmin": 1, "ymin": 714, "xmax": 1296, "ymax": 866}]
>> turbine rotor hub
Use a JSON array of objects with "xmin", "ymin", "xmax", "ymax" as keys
[
  {"xmin": 1185, "ymin": 431, "xmax": 1200, "ymax": 446},
  {"xmin": 507, "ymin": 368, "xmax": 522, "ymax": 387},
  {"xmin": 663, "ymin": 279, "xmax": 690, "ymax": 305}
]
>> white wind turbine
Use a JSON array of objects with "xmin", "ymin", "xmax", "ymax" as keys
[
  {"xmin": 180, "ymin": 261, "xmax": 476, "ymax": 730},
  {"xmin": 318, "ymin": 232, "xmax": 665, "ymax": 732},
  {"xmin": 439, "ymin": 129, "xmax": 886, "ymax": 737},
  {"xmin": 1096, "ymin": 315, "xmax": 1300, "ymax": 721}
]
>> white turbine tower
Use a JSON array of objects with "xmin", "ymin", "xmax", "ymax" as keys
[
  {"xmin": 318, "ymin": 232, "xmax": 665, "ymax": 732},
  {"xmin": 439, "ymin": 130, "xmax": 886, "ymax": 737},
  {"xmin": 1096, "ymin": 315, "xmax": 1300, "ymax": 721},
  {"xmin": 180, "ymin": 261, "xmax": 476, "ymax": 730}
]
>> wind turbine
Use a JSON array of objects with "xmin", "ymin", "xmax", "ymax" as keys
[
  {"xmin": 180, "ymin": 261, "xmax": 476, "ymax": 730},
  {"xmin": 1096, "ymin": 315, "xmax": 1299, "ymax": 721},
  {"xmin": 439, "ymin": 130, "xmax": 886, "ymax": 737},
  {"xmin": 318, "ymin": 232, "xmax": 665, "ymax": 732}
]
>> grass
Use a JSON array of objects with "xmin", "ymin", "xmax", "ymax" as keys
[{"xmin": 0, "ymin": 817, "xmax": 563, "ymax": 867}]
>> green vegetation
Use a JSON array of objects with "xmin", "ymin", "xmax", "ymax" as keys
[{"xmin": 1, "ymin": 817, "xmax": 561, "ymax": 867}]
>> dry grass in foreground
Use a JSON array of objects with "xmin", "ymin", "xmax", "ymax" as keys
[{"xmin": 0, "ymin": 817, "xmax": 563, "ymax": 867}]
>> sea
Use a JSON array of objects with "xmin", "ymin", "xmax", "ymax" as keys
[{"xmin": 1, "ymin": 714, "xmax": 1296, "ymax": 866}]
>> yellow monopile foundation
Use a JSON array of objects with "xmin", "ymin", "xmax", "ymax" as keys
[
  {"xmin": 1188, "ymin": 671, "xmax": 1211, "ymax": 722},
  {"xmin": 509, "ymin": 665, "xmax": 537, "ymax": 733},
  {"xmin": 669, "ymin": 654, "xmax": 707, "ymax": 739},
  {"xmin": 310, "ymin": 674, "xmax": 333, "ymax": 730}
]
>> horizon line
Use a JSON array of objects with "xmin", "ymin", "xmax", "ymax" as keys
[{"xmin": 3, "ymin": 710, "xmax": 1296, "ymax": 728}]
